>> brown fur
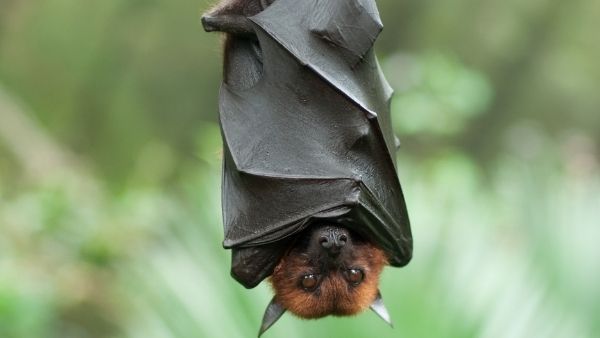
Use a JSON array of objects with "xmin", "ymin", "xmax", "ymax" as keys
[{"xmin": 269, "ymin": 233, "xmax": 388, "ymax": 319}]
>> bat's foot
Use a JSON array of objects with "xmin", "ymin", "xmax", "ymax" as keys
[
  {"xmin": 201, "ymin": 14, "xmax": 255, "ymax": 36},
  {"xmin": 201, "ymin": 15, "xmax": 218, "ymax": 32}
]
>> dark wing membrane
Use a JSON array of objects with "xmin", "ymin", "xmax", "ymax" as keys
[
  {"xmin": 220, "ymin": 23, "xmax": 411, "ymax": 268},
  {"xmin": 230, "ymin": 242, "xmax": 291, "ymax": 289},
  {"xmin": 250, "ymin": 0, "xmax": 397, "ymax": 165},
  {"xmin": 222, "ymin": 145, "xmax": 361, "ymax": 247}
]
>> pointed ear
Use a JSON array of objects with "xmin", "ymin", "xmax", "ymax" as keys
[
  {"xmin": 370, "ymin": 291, "xmax": 393, "ymax": 327},
  {"xmin": 258, "ymin": 297, "xmax": 286, "ymax": 337}
]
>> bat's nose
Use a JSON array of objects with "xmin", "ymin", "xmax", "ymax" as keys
[{"xmin": 318, "ymin": 227, "xmax": 349, "ymax": 255}]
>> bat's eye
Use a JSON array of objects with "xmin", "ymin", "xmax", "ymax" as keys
[
  {"xmin": 300, "ymin": 274, "xmax": 319, "ymax": 291},
  {"xmin": 345, "ymin": 268, "xmax": 364, "ymax": 286}
]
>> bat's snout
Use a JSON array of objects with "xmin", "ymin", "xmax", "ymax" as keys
[{"xmin": 317, "ymin": 226, "xmax": 349, "ymax": 256}]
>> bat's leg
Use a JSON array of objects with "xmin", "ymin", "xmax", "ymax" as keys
[
  {"xmin": 259, "ymin": 0, "xmax": 273, "ymax": 10},
  {"xmin": 201, "ymin": 14, "xmax": 255, "ymax": 36}
]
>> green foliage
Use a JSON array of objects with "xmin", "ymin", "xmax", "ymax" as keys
[{"xmin": 386, "ymin": 52, "xmax": 493, "ymax": 135}]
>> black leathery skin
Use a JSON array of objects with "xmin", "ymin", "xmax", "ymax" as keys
[{"xmin": 203, "ymin": 0, "xmax": 412, "ymax": 288}]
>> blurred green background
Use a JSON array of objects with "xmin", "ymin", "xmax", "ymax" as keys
[{"xmin": 0, "ymin": 0, "xmax": 598, "ymax": 337}]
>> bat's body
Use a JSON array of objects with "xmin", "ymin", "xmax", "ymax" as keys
[{"xmin": 202, "ymin": 0, "xmax": 412, "ymax": 334}]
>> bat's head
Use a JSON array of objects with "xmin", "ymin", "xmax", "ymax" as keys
[
  {"xmin": 270, "ymin": 224, "xmax": 387, "ymax": 317},
  {"xmin": 259, "ymin": 224, "xmax": 392, "ymax": 335}
]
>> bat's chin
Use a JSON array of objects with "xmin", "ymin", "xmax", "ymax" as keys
[
  {"xmin": 272, "ymin": 266, "xmax": 383, "ymax": 319},
  {"xmin": 285, "ymin": 273, "xmax": 380, "ymax": 319}
]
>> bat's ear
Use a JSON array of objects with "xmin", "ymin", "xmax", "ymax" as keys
[
  {"xmin": 258, "ymin": 297, "xmax": 286, "ymax": 337},
  {"xmin": 370, "ymin": 291, "xmax": 393, "ymax": 327}
]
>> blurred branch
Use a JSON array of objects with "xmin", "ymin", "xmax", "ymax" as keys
[{"xmin": 0, "ymin": 84, "xmax": 82, "ymax": 181}]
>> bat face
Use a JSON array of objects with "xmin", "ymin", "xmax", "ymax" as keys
[{"xmin": 269, "ymin": 224, "xmax": 388, "ymax": 319}]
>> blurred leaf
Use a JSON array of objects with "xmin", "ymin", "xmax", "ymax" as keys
[{"xmin": 387, "ymin": 52, "xmax": 493, "ymax": 136}]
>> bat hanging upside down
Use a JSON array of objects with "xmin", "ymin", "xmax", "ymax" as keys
[{"xmin": 202, "ymin": 0, "xmax": 412, "ymax": 335}]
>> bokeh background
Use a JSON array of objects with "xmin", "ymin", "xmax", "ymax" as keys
[{"xmin": 1, "ymin": 0, "xmax": 599, "ymax": 337}]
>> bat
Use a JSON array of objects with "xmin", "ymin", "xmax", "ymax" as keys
[{"xmin": 202, "ymin": 0, "xmax": 412, "ymax": 335}]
